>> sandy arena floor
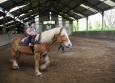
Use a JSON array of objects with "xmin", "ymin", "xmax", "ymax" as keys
[{"xmin": 0, "ymin": 36, "xmax": 115, "ymax": 83}]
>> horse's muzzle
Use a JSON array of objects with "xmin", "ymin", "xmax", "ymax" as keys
[{"xmin": 66, "ymin": 44, "xmax": 72, "ymax": 48}]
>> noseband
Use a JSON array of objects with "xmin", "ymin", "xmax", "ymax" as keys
[{"xmin": 57, "ymin": 44, "xmax": 72, "ymax": 53}]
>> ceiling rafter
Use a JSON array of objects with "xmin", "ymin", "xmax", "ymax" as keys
[
  {"xmin": 22, "ymin": 0, "xmax": 64, "ymax": 20},
  {"xmin": 29, "ymin": 0, "xmax": 35, "ymax": 17},
  {"xmin": 5, "ymin": 0, "xmax": 43, "ymax": 11},
  {"xmin": 53, "ymin": 12, "xmax": 73, "ymax": 21},
  {"xmin": 71, "ymin": 0, "xmax": 102, "ymax": 12},
  {"xmin": 23, "ymin": 7, "xmax": 73, "ymax": 22},
  {"xmin": 5, "ymin": 0, "xmax": 30, "ymax": 11},
  {"xmin": 22, "ymin": 5, "xmax": 56, "ymax": 21},
  {"xmin": 54, "ymin": 1, "xmax": 83, "ymax": 18},
  {"xmin": 55, "ymin": 0, "xmax": 61, "ymax": 6},
  {"xmin": 21, "ymin": 7, "xmax": 46, "ymax": 20},
  {"xmin": 37, "ymin": 0, "xmax": 49, "ymax": 15},
  {"xmin": 82, "ymin": 1, "xmax": 102, "ymax": 12},
  {"xmin": 37, "ymin": 1, "xmax": 40, "ymax": 15},
  {"xmin": 62, "ymin": 0, "xmax": 72, "ymax": 10},
  {"xmin": 56, "ymin": 0, "xmax": 87, "ymax": 17},
  {"xmin": 25, "ymin": 12, "xmax": 73, "ymax": 22},
  {"xmin": 24, "ymin": 14, "xmax": 39, "ymax": 22},
  {"xmin": 60, "ymin": 0, "xmax": 72, "ymax": 15},
  {"xmin": 61, "ymin": 2, "xmax": 83, "ymax": 18},
  {"xmin": 16, "ymin": 0, "xmax": 49, "ymax": 18},
  {"xmin": 53, "ymin": 6, "xmax": 75, "ymax": 20},
  {"xmin": 51, "ymin": 0, "xmax": 61, "ymax": 16},
  {"xmin": 22, "ymin": 11, "xmax": 60, "ymax": 20},
  {"xmin": 44, "ymin": 0, "xmax": 48, "ymax": 12},
  {"xmin": 71, "ymin": 4, "xmax": 82, "ymax": 17},
  {"xmin": 10, "ymin": 0, "xmax": 23, "ymax": 16}
]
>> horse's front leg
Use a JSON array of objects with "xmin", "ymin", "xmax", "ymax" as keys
[
  {"xmin": 34, "ymin": 53, "xmax": 43, "ymax": 77},
  {"xmin": 40, "ymin": 54, "xmax": 50, "ymax": 70}
]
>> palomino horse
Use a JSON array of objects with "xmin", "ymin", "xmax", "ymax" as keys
[{"xmin": 11, "ymin": 27, "xmax": 72, "ymax": 77}]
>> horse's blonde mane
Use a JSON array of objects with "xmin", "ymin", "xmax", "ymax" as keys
[{"xmin": 40, "ymin": 27, "xmax": 66, "ymax": 43}]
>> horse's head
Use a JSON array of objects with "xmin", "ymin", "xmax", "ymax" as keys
[{"xmin": 55, "ymin": 27, "xmax": 72, "ymax": 48}]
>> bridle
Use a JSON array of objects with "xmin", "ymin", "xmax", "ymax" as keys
[
  {"xmin": 55, "ymin": 28, "xmax": 72, "ymax": 53},
  {"xmin": 46, "ymin": 27, "xmax": 63, "ymax": 50},
  {"xmin": 57, "ymin": 44, "xmax": 72, "ymax": 53},
  {"xmin": 47, "ymin": 27, "xmax": 72, "ymax": 53}
]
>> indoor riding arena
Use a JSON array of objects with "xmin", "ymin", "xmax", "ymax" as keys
[{"xmin": 0, "ymin": 0, "xmax": 115, "ymax": 83}]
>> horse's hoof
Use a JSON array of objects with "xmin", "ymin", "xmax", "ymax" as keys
[
  {"xmin": 35, "ymin": 72, "xmax": 43, "ymax": 77},
  {"xmin": 36, "ymin": 73, "xmax": 43, "ymax": 77},
  {"xmin": 12, "ymin": 66, "xmax": 19, "ymax": 70},
  {"xmin": 38, "ymin": 74, "xmax": 43, "ymax": 77}
]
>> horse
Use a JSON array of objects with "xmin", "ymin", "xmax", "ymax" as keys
[{"xmin": 11, "ymin": 27, "xmax": 72, "ymax": 77}]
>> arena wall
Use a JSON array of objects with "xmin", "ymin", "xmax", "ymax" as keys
[
  {"xmin": 0, "ymin": 34, "xmax": 24, "ymax": 46},
  {"xmin": 1, "ymin": 31, "xmax": 115, "ymax": 46},
  {"xmin": 72, "ymin": 31, "xmax": 115, "ymax": 39}
]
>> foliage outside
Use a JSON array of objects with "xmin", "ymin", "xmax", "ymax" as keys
[{"xmin": 73, "ymin": 7, "xmax": 115, "ymax": 32}]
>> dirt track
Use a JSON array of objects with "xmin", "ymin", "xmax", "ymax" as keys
[{"xmin": 0, "ymin": 36, "xmax": 115, "ymax": 83}]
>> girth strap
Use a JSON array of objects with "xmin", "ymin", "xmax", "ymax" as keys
[{"xmin": 30, "ymin": 46, "xmax": 34, "ymax": 54}]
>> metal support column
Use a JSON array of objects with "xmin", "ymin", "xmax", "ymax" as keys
[
  {"xmin": 3, "ymin": 16, "xmax": 6, "ymax": 34},
  {"xmin": 101, "ymin": 11, "xmax": 104, "ymax": 32},
  {"xmin": 69, "ymin": 21, "xmax": 73, "ymax": 35},
  {"xmin": 86, "ymin": 16, "xmax": 88, "ymax": 32},
  {"xmin": 14, "ymin": 20, "xmax": 16, "ymax": 34},
  {"xmin": 76, "ymin": 19, "xmax": 79, "ymax": 36}
]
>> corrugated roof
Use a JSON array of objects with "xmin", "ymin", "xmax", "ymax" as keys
[{"xmin": 0, "ymin": 0, "xmax": 115, "ymax": 28}]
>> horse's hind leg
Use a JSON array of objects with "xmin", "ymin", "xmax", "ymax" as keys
[
  {"xmin": 40, "ymin": 54, "xmax": 50, "ymax": 70},
  {"xmin": 15, "ymin": 51, "xmax": 21, "ymax": 61},
  {"xmin": 10, "ymin": 49, "xmax": 15, "ymax": 62},
  {"xmin": 11, "ymin": 50, "xmax": 20, "ymax": 70}
]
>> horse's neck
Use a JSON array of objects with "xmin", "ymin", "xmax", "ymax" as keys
[{"xmin": 46, "ymin": 37, "xmax": 56, "ymax": 50}]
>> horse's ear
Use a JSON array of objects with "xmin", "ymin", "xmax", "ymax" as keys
[{"xmin": 60, "ymin": 27, "xmax": 63, "ymax": 33}]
